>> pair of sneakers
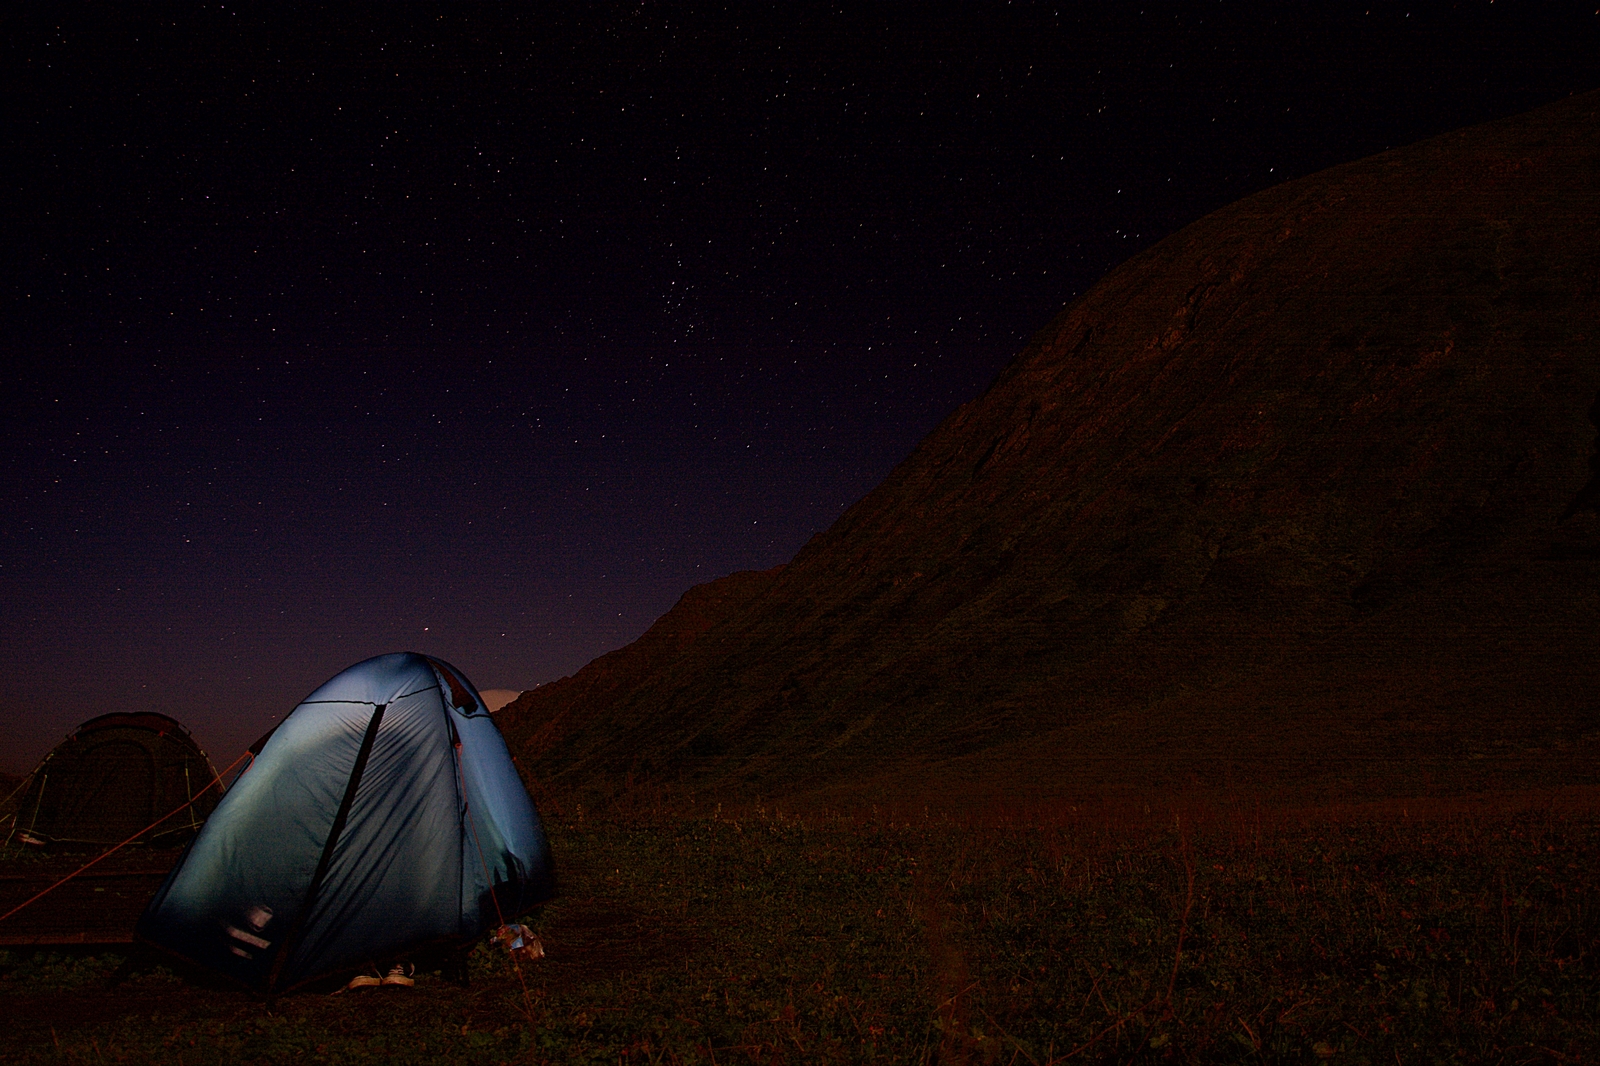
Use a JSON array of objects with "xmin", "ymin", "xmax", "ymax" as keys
[{"xmin": 343, "ymin": 962, "xmax": 414, "ymax": 990}]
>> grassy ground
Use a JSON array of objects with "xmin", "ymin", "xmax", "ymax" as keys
[{"xmin": 0, "ymin": 797, "xmax": 1596, "ymax": 1063}]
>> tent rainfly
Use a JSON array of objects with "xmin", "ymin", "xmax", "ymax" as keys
[
  {"xmin": 136, "ymin": 652, "xmax": 554, "ymax": 994},
  {"xmin": 4, "ymin": 712, "xmax": 220, "ymax": 848}
]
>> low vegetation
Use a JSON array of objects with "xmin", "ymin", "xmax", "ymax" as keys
[{"xmin": 1, "ymin": 795, "xmax": 1596, "ymax": 1063}]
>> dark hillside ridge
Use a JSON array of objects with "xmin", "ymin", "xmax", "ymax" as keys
[{"xmin": 502, "ymin": 90, "xmax": 1600, "ymax": 805}]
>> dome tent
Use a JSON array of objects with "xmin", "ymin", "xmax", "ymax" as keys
[
  {"xmin": 136, "ymin": 652, "xmax": 554, "ymax": 995},
  {"xmin": 4, "ymin": 712, "xmax": 219, "ymax": 848}
]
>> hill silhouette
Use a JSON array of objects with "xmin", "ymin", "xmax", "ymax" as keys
[{"xmin": 501, "ymin": 91, "xmax": 1600, "ymax": 808}]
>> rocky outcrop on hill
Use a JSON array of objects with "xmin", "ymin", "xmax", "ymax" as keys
[{"xmin": 501, "ymin": 91, "xmax": 1600, "ymax": 804}]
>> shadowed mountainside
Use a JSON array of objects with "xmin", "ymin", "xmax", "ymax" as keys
[{"xmin": 501, "ymin": 91, "xmax": 1600, "ymax": 806}]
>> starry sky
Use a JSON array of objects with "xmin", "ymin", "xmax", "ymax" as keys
[{"xmin": 4, "ymin": 3, "xmax": 1598, "ymax": 773}]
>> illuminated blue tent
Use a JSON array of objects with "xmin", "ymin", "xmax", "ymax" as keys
[{"xmin": 136, "ymin": 653, "xmax": 553, "ymax": 994}]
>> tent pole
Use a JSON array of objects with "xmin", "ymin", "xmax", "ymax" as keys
[
  {"xmin": 0, "ymin": 772, "xmax": 36, "ymax": 852},
  {"xmin": 5, "ymin": 773, "xmax": 48, "ymax": 851},
  {"xmin": 184, "ymin": 763, "xmax": 199, "ymax": 832}
]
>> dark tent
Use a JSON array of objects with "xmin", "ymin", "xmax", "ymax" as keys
[
  {"xmin": 4, "ymin": 712, "xmax": 220, "ymax": 848},
  {"xmin": 136, "ymin": 652, "xmax": 554, "ymax": 994}
]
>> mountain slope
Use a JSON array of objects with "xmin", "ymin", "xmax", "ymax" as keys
[{"xmin": 501, "ymin": 91, "xmax": 1600, "ymax": 803}]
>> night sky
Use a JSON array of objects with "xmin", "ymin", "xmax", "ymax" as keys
[{"xmin": 5, "ymin": 4, "xmax": 1598, "ymax": 773}]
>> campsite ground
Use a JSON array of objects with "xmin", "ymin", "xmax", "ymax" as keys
[{"xmin": 1, "ymin": 792, "xmax": 1597, "ymax": 1064}]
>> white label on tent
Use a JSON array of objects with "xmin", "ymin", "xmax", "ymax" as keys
[{"xmin": 226, "ymin": 924, "xmax": 271, "ymax": 950}]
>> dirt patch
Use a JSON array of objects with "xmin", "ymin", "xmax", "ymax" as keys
[{"xmin": 913, "ymin": 867, "xmax": 976, "ymax": 1066}]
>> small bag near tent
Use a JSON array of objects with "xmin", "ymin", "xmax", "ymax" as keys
[
  {"xmin": 3, "ymin": 712, "xmax": 220, "ymax": 849},
  {"xmin": 136, "ymin": 652, "xmax": 554, "ymax": 995}
]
